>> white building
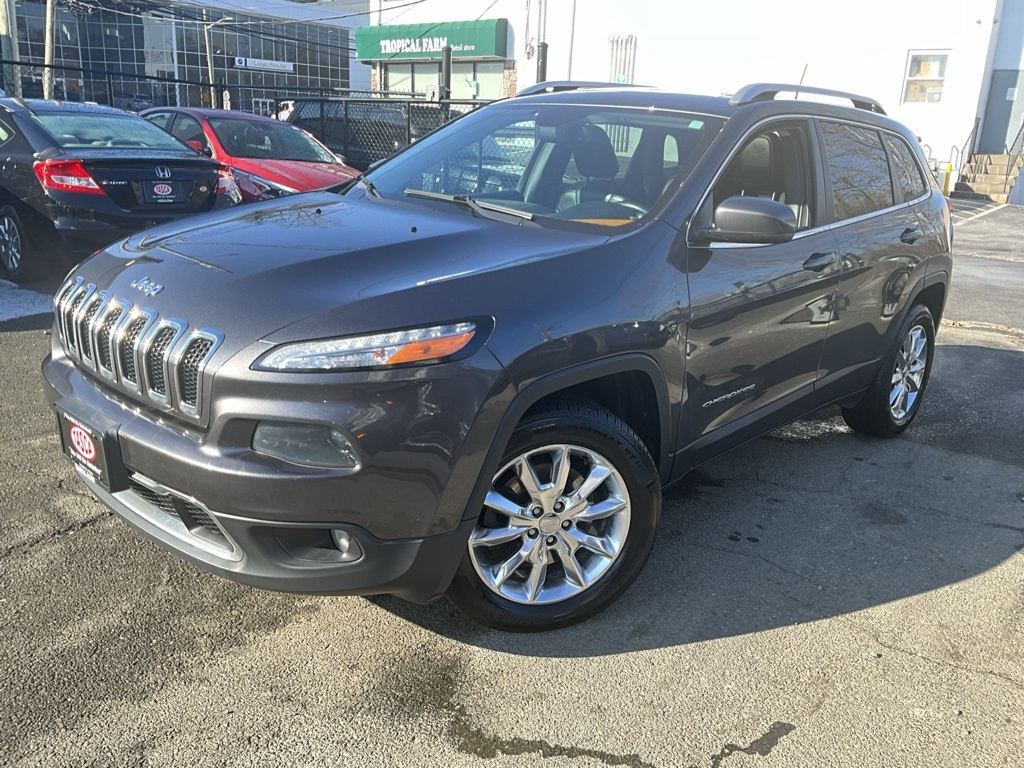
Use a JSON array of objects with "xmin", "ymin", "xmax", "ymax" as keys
[{"xmin": 354, "ymin": 0, "xmax": 1024, "ymax": 172}]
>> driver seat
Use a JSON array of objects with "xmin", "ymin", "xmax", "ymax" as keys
[{"xmin": 557, "ymin": 124, "xmax": 636, "ymax": 210}]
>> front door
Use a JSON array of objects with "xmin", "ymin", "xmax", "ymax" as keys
[{"xmin": 680, "ymin": 119, "xmax": 840, "ymax": 458}]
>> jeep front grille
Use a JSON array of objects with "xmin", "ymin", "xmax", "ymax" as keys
[{"xmin": 54, "ymin": 278, "xmax": 223, "ymax": 425}]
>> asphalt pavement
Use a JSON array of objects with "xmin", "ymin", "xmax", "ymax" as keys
[{"xmin": 1, "ymin": 210, "xmax": 1022, "ymax": 767}]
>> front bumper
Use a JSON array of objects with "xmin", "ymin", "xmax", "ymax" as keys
[
  {"xmin": 42, "ymin": 335, "xmax": 509, "ymax": 602},
  {"xmin": 74, "ymin": 466, "xmax": 476, "ymax": 602}
]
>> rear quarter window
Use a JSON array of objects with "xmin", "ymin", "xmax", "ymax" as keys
[{"xmin": 885, "ymin": 134, "xmax": 928, "ymax": 201}]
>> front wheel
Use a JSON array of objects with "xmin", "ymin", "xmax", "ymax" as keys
[
  {"xmin": 842, "ymin": 304, "xmax": 936, "ymax": 437},
  {"xmin": 447, "ymin": 398, "xmax": 660, "ymax": 631}
]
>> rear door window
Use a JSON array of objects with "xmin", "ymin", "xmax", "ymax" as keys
[
  {"xmin": 820, "ymin": 122, "xmax": 894, "ymax": 221},
  {"xmin": 885, "ymin": 134, "xmax": 928, "ymax": 201},
  {"xmin": 169, "ymin": 114, "xmax": 205, "ymax": 146},
  {"xmin": 145, "ymin": 112, "xmax": 173, "ymax": 131}
]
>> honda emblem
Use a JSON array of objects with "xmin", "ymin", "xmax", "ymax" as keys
[{"xmin": 155, "ymin": 166, "xmax": 172, "ymax": 179}]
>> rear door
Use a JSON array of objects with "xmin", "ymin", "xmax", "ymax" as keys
[{"xmin": 814, "ymin": 121, "xmax": 930, "ymax": 392}]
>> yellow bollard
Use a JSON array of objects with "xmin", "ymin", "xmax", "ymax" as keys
[{"xmin": 942, "ymin": 162, "xmax": 952, "ymax": 196}]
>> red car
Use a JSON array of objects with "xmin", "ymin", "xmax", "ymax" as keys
[{"xmin": 140, "ymin": 107, "xmax": 359, "ymax": 202}]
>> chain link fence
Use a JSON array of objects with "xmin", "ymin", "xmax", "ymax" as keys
[
  {"xmin": 0, "ymin": 60, "xmax": 490, "ymax": 170},
  {"xmin": 286, "ymin": 98, "xmax": 485, "ymax": 170}
]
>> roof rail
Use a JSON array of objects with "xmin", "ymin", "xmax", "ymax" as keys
[
  {"xmin": 515, "ymin": 80, "xmax": 652, "ymax": 97},
  {"xmin": 729, "ymin": 83, "xmax": 886, "ymax": 115}
]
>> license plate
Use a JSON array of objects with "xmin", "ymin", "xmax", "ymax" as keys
[
  {"xmin": 56, "ymin": 407, "xmax": 127, "ymax": 492},
  {"xmin": 143, "ymin": 180, "xmax": 185, "ymax": 204}
]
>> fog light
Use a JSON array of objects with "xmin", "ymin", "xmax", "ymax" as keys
[
  {"xmin": 252, "ymin": 422, "xmax": 359, "ymax": 468},
  {"xmin": 331, "ymin": 529, "xmax": 362, "ymax": 559}
]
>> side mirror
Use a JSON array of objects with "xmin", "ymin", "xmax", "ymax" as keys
[
  {"xmin": 186, "ymin": 139, "xmax": 210, "ymax": 155},
  {"xmin": 693, "ymin": 196, "xmax": 797, "ymax": 245}
]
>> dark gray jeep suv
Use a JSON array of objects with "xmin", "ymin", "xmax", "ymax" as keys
[{"xmin": 42, "ymin": 83, "xmax": 952, "ymax": 631}]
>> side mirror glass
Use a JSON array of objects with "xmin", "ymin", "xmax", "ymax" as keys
[{"xmin": 693, "ymin": 196, "xmax": 797, "ymax": 245}]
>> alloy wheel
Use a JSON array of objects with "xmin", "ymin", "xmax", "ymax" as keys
[
  {"xmin": 468, "ymin": 443, "xmax": 631, "ymax": 605},
  {"xmin": 0, "ymin": 214, "xmax": 21, "ymax": 274},
  {"xmin": 889, "ymin": 324, "xmax": 928, "ymax": 421}
]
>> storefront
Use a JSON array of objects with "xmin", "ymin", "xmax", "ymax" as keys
[{"xmin": 355, "ymin": 19, "xmax": 515, "ymax": 100}]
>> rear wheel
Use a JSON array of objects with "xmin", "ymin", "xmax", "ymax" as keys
[
  {"xmin": 842, "ymin": 304, "xmax": 935, "ymax": 437},
  {"xmin": 448, "ymin": 398, "xmax": 660, "ymax": 631},
  {"xmin": 0, "ymin": 205, "xmax": 30, "ymax": 281}
]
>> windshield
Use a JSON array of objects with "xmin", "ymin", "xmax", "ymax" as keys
[
  {"xmin": 362, "ymin": 101, "xmax": 724, "ymax": 230},
  {"xmin": 35, "ymin": 113, "xmax": 189, "ymax": 150},
  {"xmin": 208, "ymin": 117, "xmax": 337, "ymax": 163}
]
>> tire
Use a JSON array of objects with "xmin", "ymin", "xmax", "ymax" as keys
[
  {"xmin": 447, "ymin": 397, "xmax": 661, "ymax": 632},
  {"xmin": 0, "ymin": 205, "xmax": 32, "ymax": 282},
  {"xmin": 842, "ymin": 304, "xmax": 936, "ymax": 438}
]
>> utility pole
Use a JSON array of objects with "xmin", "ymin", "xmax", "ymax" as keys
[
  {"xmin": 43, "ymin": 0, "xmax": 55, "ymax": 99},
  {"xmin": 0, "ymin": 0, "xmax": 24, "ymax": 96},
  {"xmin": 203, "ymin": 13, "xmax": 233, "ymax": 108}
]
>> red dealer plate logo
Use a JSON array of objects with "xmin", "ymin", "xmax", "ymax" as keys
[
  {"xmin": 69, "ymin": 424, "xmax": 96, "ymax": 461},
  {"xmin": 153, "ymin": 183, "xmax": 173, "ymax": 196}
]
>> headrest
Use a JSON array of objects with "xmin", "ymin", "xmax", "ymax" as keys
[{"xmin": 573, "ymin": 124, "xmax": 619, "ymax": 179}]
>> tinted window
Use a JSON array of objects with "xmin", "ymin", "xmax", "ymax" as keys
[
  {"xmin": 713, "ymin": 122, "xmax": 815, "ymax": 230},
  {"xmin": 169, "ymin": 114, "xmax": 205, "ymax": 146},
  {"xmin": 885, "ymin": 134, "xmax": 928, "ymax": 200},
  {"xmin": 821, "ymin": 122, "xmax": 893, "ymax": 221},
  {"xmin": 0, "ymin": 120, "xmax": 12, "ymax": 146},
  {"xmin": 145, "ymin": 112, "xmax": 172, "ymax": 131},
  {"xmin": 32, "ymin": 113, "xmax": 187, "ymax": 150},
  {"xmin": 208, "ymin": 117, "xmax": 336, "ymax": 163}
]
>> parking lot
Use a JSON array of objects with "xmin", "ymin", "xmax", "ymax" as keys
[{"xmin": 2, "ymin": 207, "xmax": 1022, "ymax": 767}]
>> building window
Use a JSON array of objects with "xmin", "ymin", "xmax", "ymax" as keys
[{"xmin": 903, "ymin": 52, "xmax": 948, "ymax": 104}]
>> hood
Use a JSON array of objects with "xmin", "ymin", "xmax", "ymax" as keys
[
  {"xmin": 232, "ymin": 158, "xmax": 359, "ymax": 191},
  {"xmin": 73, "ymin": 192, "xmax": 606, "ymax": 355}
]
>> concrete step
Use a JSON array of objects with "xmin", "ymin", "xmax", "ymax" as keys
[
  {"xmin": 950, "ymin": 189, "xmax": 1000, "ymax": 202},
  {"xmin": 969, "ymin": 153, "xmax": 1023, "ymax": 167},
  {"xmin": 963, "ymin": 166, "xmax": 1018, "ymax": 180},
  {"xmin": 955, "ymin": 180, "xmax": 1008, "ymax": 195},
  {"xmin": 962, "ymin": 172, "xmax": 1015, "ymax": 185}
]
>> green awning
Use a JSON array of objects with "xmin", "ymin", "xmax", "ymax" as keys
[{"xmin": 355, "ymin": 19, "xmax": 509, "ymax": 62}]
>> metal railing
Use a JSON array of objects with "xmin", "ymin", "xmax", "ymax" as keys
[
  {"xmin": 1004, "ymin": 119, "xmax": 1024, "ymax": 187},
  {"xmin": 959, "ymin": 116, "xmax": 981, "ymax": 170}
]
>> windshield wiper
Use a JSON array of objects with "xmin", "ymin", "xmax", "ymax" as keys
[{"xmin": 403, "ymin": 189, "xmax": 535, "ymax": 222}]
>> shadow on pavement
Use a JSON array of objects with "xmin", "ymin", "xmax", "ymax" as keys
[{"xmin": 370, "ymin": 342, "xmax": 1024, "ymax": 655}]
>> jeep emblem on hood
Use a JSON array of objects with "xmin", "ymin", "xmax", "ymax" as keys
[{"xmin": 130, "ymin": 276, "xmax": 164, "ymax": 297}]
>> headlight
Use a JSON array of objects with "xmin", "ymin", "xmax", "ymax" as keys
[{"xmin": 254, "ymin": 322, "xmax": 477, "ymax": 371}]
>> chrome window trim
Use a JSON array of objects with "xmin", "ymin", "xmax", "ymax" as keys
[{"xmin": 689, "ymin": 113, "xmax": 930, "ymax": 249}]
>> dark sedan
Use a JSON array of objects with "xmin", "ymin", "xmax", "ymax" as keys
[{"xmin": 0, "ymin": 99, "xmax": 240, "ymax": 281}]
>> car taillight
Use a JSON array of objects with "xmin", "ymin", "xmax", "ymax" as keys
[
  {"xmin": 945, "ymin": 196, "xmax": 954, "ymax": 213},
  {"xmin": 33, "ymin": 159, "xmax": 104, "ymax": 195},
  {"xmin": 216, "ymin": 166, "xmax": 239, "ymax": 195}
]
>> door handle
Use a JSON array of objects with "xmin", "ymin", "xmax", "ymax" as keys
[
  {"xmin": 802, "ymin": 251, "xmax": 838, "ymax": 272},
  {"xmin": 900, "ymin": 228, "xmax": 922, "ymax": 244}
]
